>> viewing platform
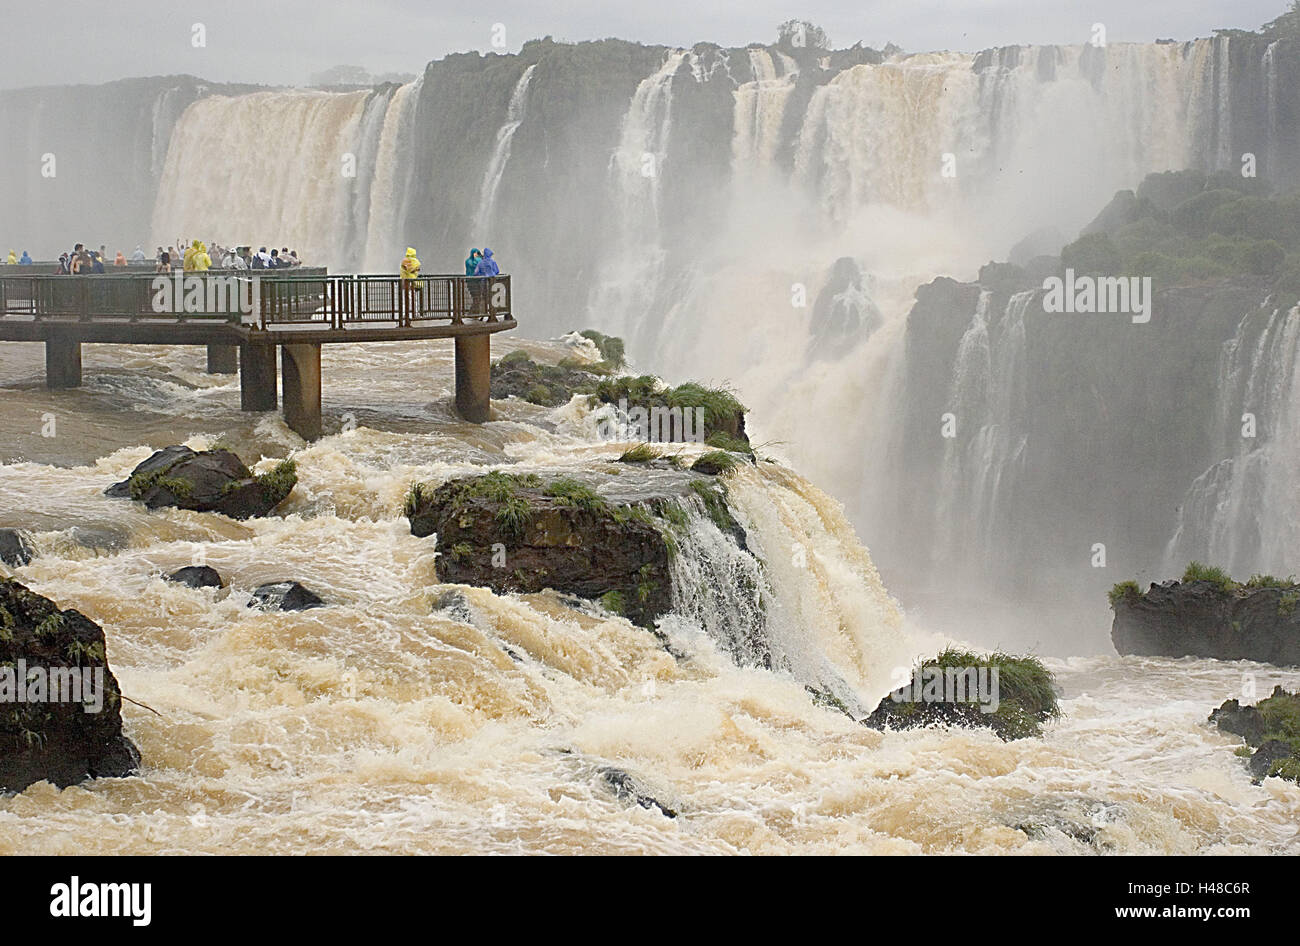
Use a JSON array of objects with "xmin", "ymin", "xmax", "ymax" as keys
[{"xmin": 0, "ymin": 271, "xmax": 518, "ymax": 439}]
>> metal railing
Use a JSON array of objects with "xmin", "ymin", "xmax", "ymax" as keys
[{"xmin": 0, "ymin": 272, "xmax": 513, "ymax": 330}]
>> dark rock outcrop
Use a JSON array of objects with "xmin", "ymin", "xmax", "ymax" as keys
[
  {"xmin": 0, "ymin": 578, "xmax": 140, "ymax": 793},
  {"xmin": 249, "ymin": 582, "xmax": 325, "ymax": 612},
  {"xmin": 1210, "ymin": 686, "xmax": 1300, "ymax": 783},
  {"xmin": 863, "ymin": 650, "xmax": 1060, "ymax": 741},
  {"xmin": 106, "ymin": 446, "xmax": 296, "ymax": 520},
  {"xmin": 597, "ymin": 766, "xmax": 677, "ymax": 818},
  {"xmin": 166, "ymin": 566, "xmax": 224, "ymax": 589},
  {"xmin": 1111, "ymin": 580, "xmax": 1300, "ymax": 666},
  {"xmin": 405, "ymin": 472, "xmax": 677, "ymax": 627},
  {"xmin": 490, "ymin": 350, "xmax": 603, "ymax": 407},
  {"xmin": 0, "ymin": 529, "xmax": 35, "ymax": 568}
]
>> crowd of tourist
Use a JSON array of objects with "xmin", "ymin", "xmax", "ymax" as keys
[{"xmin": 2, "ymin": 240, "xmax": 305, "ymax": 274}]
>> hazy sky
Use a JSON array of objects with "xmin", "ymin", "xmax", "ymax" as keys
[{"xmin": 0, "ymin": 0, "xmax": 1288, "ymax": 90}]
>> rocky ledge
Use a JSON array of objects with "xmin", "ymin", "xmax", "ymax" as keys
[
  {"xmin": 404, "ymin": 468, "xmax": 746, "ymax": 628},
  {"xmin": 0, "ymin": 578, "xmax": 140, "ymax": 793},
  {"xmin": 1110, "ymin": 565, "xmax": 1300, "ymax": 666},
  {"xmin": 490, "ymin": 332, "xmax": 751, "ymax": 450},
  {"xmin": 105, "ymin": 445, "xmax": 297, "ymax": 520},
  {"xmin": 862, "ymin": 648, "xmax": 1060, "ymax": 740},
  {"xmin": 1210, "ymin": 686, "xmax": 1300, "ymax": 783}
]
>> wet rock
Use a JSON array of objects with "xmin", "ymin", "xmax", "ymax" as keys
[
  {"xmin": 70, "ymin": 526, "xmax": 129, "ymax": 552},
  {"xmin": 166, "ymin": 565, "xmax": 224, "ymax": 589},
  {"xmin": 1208, "ymin": 698, "xmax": 1267, "ymax": 744},
  {"xmin": 0, "ymin": 578, "xmax": 140, "ymax": 793},
  {"xmin": 405, "ymin": 472, "xmax": 674, "ymax": 627},
  {"xmin": 0, "ymin": 529, "xmax": 35, "ymax": 567},
  {"xmin": 491, "ymin": 350, "xmax": 603, "ymax": 407},
  {"xmin": 1112, "ymin": 579, "xmax": 1300, "ymax": 666},
  {"xmin": 1210, "ymin": 686, "xmax": 1300, "ymax": 783},
  {"xmin": 434, "ymin": 590, "xmax": 474, "ymax": 623},
  {"xmin": 863, "ymin": 650, "xmax": 1060, "ymax": 741},
  {"xmin": 597, "ymin": 766, "xmax": 677, "ymax": 818},
  {"xmin": 249, "ymin": 581, "xmax": 325, "ymax": 612},
  {"xmin": 106, "ymin": 446, "xmax": 296, "ymax": 520},
  {"xmin": 1248, "ymin": 739, "xmax": 1295, "ymax": 781}
]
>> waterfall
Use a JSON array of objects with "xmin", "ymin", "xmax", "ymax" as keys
[
  {"xmin": 151, "ymin": 89, "xmax": 373, "ymax": 267},
  {"xmin": 732, "ymin": 49, "xmax": 798, "ymax": 174},
  {"xmin": 583, "ymin": 51, "xmax": 690, "ymax": 339},
  {"xmin": 662, "ymin": 463, "xmax": 911, "ymax": 714},
  {"xmin": 473, "ymin": 64, "xmax": 538, "ymax": 236},
  {"xmin": 1164, "ymin": 302, "xmax": 1300, "ymax": 576},
  {"xmin": 363, "ymin": 78, "xmax": 421, "ymax": 271},
  {"xmin": 931, "ymin": 290, "xmax": 1032, "ymax": 581}
]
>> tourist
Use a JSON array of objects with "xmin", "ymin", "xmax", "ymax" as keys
[
  {"xmin": 5, "ymin": 250, "xmax": 15, "ymax": 265},
  {"xmin": 191, "ymin": 243, "xmax": 211, "ymax": 272},
  {"xmin": 131, "ymin": 245, "xmax": 147, "ymax": 263},
  {"xmin": 19, "ymin": 251, "xmax": 32, "ymax": 266},
  {"xmin": 400, "ymin": 247, "xmax": 421, "ymax": 311},
  {"xmin": 91, "ymin": 252, "xmax": 105, "ymax": 274},
  {"xmin": 464, "ymin": 248, "xmax": 482, "ymax": 276},
  {"xmin": 473, "ymin": 247, "xmax": 500, "ymax": 277},
  {"xmin": 114, "ymin": 251, "xmax": 127, "ymax": 267},
  {"xmin": 269, "ymin": 248, "xmax": 281, "ymax": 268}
]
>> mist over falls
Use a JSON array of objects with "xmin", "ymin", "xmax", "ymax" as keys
[{"xmin": 4, "ymin": 31, "xmax": 1300, "ymax": 650}]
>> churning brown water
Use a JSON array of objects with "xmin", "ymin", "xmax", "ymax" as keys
[{"xmin": 1, "ymin": 337, "xmax": 1297, "ymax": 854}]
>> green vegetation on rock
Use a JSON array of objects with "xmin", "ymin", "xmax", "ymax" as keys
[
  {"xmin": 1060, "ymin": 171, "xmax": 1300, "ymax": 298},
  {"xmin": 866, "ymin": 648, "xmax": 1060, "ymax": 741},
  {"xmin": 1108, "ymin": 580, "xmax": 1142, "ymax": 606}
]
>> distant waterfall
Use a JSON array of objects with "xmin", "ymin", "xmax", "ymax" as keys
[
  {"xmin": 732, "ymin": 49, "xmax": 798, "ymax": 173},
  {"xmin": 473, "ymin": 64, "xmax": 537, "ymax": 236},
  {"xmin": 932, "ymin": 290, "xmax": 1032, "ymax": 581},
  {"xmin": 583, "ymin": 51, "xmax": 690, "ymax": 339},
  {"xmin": 151, "ymin": 90, "xmax": 374, "ymax": 267},
  {"xmin": 363, "ymin": 78, "xmax": 421, "ymax": 271},
  {"xmin": 1164, "ymin": 302, "xmax": 1300, "ymax": 576}
]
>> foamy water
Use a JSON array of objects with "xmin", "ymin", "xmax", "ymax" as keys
[{"xmin": 1, "ymin": 339, "xmax": 1297, "ymax": 854}]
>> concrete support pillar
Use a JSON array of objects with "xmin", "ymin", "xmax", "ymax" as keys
[
  {"xmin": 454, "ymin": 333, "xmax": 491, "ymax": 423},
  {"xmin": 281, "ymin": 342, "xmax": 322, "ymax": 441},
  {"xmin": 207, "ymin": 343, "xmax": 238, "ymax": 374},
  {"xmin": 45, "ymin": 333, "xmax": 82, "ymax": 389},
  {"xmin": 239, "ymin": 342, "xmax": 277, "ymax": 412}
]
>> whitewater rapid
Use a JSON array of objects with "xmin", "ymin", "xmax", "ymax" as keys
[{"xmin": 0, "ymin": 338, "xmax": 1297, "ymax": 854}]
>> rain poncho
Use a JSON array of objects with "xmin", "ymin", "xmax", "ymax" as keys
[
  {"xmin": 473, "ymin": 248, "xmax": 499, "ymax": 277},
  {"xmin": 400, "ymin": 247, "xmax": 421, "ymax": 279},
  {"xmin": 464, "ymin": 249, "xmax": 482, "ymax": 276}
]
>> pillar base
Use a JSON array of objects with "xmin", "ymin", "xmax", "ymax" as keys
[
  {"xmin": 281, "ymin": 343, "xmax": 322, "ymax": 441},
  {"xmin": 46, "ymin": 334, "xmax": 82, "ymax": 389},
  {"xmin": 454, "ymin": 334, "xmax": 491, "ymax": 423},
  {"xmin": 207, "ymin": 343, "xmax": 238, "ymax": 374},
  {"xmin": 240, "ymin": 343, "xmax": 277, "ymax": 411}
]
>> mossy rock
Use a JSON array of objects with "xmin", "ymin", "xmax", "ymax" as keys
[
  {"xmin": 105, "ymin": 446, "xmax": 296, "ymax": 519},
  {"xmin": 864, "ymin": 648, "xmax": 1060, "ymax": 740}
]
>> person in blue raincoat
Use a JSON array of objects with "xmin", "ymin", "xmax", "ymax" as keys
[
  {"xmin": 473, "ymin": 247, "xmax": 499, "ymax": 277},
  {"xmin": 472, "ymin": 248, "xmax": 500, "ymax": 317},
  {"xmin": 18, "ymin": 251, "xmax": 32, "ymax": 265}
]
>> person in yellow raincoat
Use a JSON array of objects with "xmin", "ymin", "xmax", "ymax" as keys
[
  {"xmin": 5, "ymin": 250, "xmax": 16, "ymax": 265},
  {"xmin": 399, "ymin": 247, "xmax": 421, "ymax": 315},
  {"xmin": 191, "ymin": 243, "xmax": 211, "ymax": 272},
  {"xmin": 182, "ymin": 239, "xmax": 201, "ymax": 272}
]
